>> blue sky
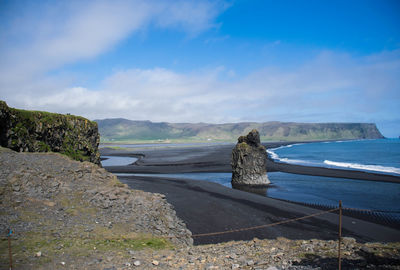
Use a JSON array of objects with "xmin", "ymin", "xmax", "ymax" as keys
[{"xmin": 0, "ymin": 0, "xmax": 399, "ymax": 137}]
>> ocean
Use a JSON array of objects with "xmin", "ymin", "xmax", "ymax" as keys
[{"xmin": 267, "ymin": 139, "xmax": 400, "ymax": 176}]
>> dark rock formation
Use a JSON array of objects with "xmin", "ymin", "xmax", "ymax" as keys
[
  {"xmin": 0, "ymin": 100, "xmax": 100, "ymax": 165},
  {"xmin": 231, "ymin": 129, "xmax": 270, "ymax": 187}
]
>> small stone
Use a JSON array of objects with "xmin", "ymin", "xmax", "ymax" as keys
[
  {"xmin": 152, "ymin": 260, "xmax": 159, "ymax": 266},
  {"xmin": 60, "ymin": 261, "xmax": 65, "ymax": 266},
  {"xmin": 266, "ymin": 267, "xmax": 279, "ymax": 270},
  {"xmin": 247, "ymin": 260, "xmax": 254, "ymax": 266},
  {"xmin": 360, "ymin": 246, "xmax": 372, "ymax": 253},
  {"xmin": 277, "ymin": 252, "xmax": 284, "ymax": 256},
  {"xmin": 342, "ymin": 237, "xmax": 356, "ymax": 244},
  {"xmin": 133, "ymin": 260, "xmax": 141, "ymax": 266},
  {"xmin": 124, "ymin": 262, "xmax": 131, "ymax": 267},
  {"xmin": 35, "ymin": 251, "xmax": 42, "ymax": 257},
  {"xmin": 231, "ymin": 264, "xmax": 240, "ymax": 269}
]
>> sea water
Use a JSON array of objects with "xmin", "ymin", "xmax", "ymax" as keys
[
  {"xmin": 267, "ymin": 139, "xmax": 400, "ymax": 176},
  {"xmin": 125, "ymin": 172, "xmax": 400, "ymax": 214},
  {"xmin": 101, "ymin": 156, "xmax": 138, "ymax": 166}
]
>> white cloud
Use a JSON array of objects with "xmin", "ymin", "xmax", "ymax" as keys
[
  {"xmin": 0, "ymin": 0, "xmax": 227, "ymax": 91},
  {"xmin": 1, "ymin": 1, "xmax": 399, "ymax": 136},
  {"xmin": 5, "ymin": 50, "xmax": 398, "ymax": 131}
]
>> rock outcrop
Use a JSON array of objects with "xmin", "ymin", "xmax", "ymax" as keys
[
  {"xmin": 0, "ymin": 147, "xmax": 192, "ymax": 268},
  {"xmin": 231, "ymin": 129, "xmax": 270, "ymax": 187},
  {"xmin": 0, "ymin": 100, "xmax": 100, "ymax": 165}
]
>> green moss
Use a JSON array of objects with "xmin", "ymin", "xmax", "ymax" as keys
[
  {"xmin": 12, "ymin": 107, "xmax": 93, "ymax": 124},
  {"xmin": 0, "ymin": 231, "xmax": 170, "ymax": 267},
  {"xmin": 59, "ymin": 193, "xmax": 97, "ymax": 217},
  {"xmin": 298, "ymin": 252, "xmax": 318, "ymax": 259},
  {"xmin": 61, "ymin": 147, "xmax": 90, "ymax": 162},
  {"xmin": 237, "ymin": 142, "xmax": 250, "ymax": 150},
  {"xmin": 11, "ymin": 123, "xmax": 29, "ymax": 138},
  {"xmin": 18, "ymin": 210, "xmax": 44, "ymax": 224},
  {"xmin": 60, "ymin": 135, "xmax": 90, "ymax": 162},
  {"xmin": 37, "ymin": 142, "xmax": 51, "ymax": 152}
]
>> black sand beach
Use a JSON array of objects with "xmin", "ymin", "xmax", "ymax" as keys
[
  {"xmin": 101, "ymin": 143, "xmax": 400, "ymax": 245},
  {"xmin": 102, "ymin": 143, "xmax": 400, "ymax": 183}
]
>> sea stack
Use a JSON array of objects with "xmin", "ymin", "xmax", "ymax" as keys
[{"xmin": 231, "ymin": 129, "xmax": 270, "ymax": 188}]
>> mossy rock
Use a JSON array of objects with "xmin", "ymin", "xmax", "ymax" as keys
[{"xmin": 0, "ymin": 101, "xmax": 100, "ymax": 165}]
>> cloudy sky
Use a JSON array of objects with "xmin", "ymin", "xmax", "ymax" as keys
[{"xmin": 0, "ymin": 0, "xmax": 399, "ymax": 137}]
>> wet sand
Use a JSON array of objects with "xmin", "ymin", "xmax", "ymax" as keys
[{"xmin": 101, "ymin": 143, "xmax": 400, "ymax": 244}]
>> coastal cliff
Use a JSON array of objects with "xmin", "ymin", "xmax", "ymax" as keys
[
  {"xmin": 0, "ymin": 101, "xmax": 100, "ymax": 165},
  {"xmin": 96, "ymin": 118, "xmax": 385, "ymax": 143},
  {"xmin": 231, "ymin": 129, "xmax": 270, "ymax": 187}
]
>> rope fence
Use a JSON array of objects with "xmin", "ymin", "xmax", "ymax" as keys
[
  {"xmin": 190, "ymin": 205, "xmax": 399, "ymax": 239},
  {"xmin": 342, "ymin": 206, "xmax": 400, "ymax": 213},
  {"xmin": 191, "ymin": 207, "xmax": 339, "ymax": 238},
  {"xmin": 177, "ymin": 202, "xmax": 399, "ymax": 270},
  {"xmin": 6, "ymin": 201, "xmax": 398, "ymax": 270}
]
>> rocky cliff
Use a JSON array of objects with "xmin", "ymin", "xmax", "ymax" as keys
[
  {"xmin": 0, "ymin": 101, "xmax": 100, "ymax": 165},
  {"xmin": 0, "ymin": 147, "xmax": 192, "ymax": 268},
  {"xmin": 231, "ymin": 129, "xmax": 270, "ymax": 187}
]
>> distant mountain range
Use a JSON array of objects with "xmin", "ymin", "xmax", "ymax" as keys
[{"xmin": 95, "ymin": 118, "xmax": 384, "ymax": 143}]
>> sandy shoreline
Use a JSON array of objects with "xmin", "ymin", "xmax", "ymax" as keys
[
  {"xmin": 100, "ymin": 142, "xmax": 400, "ymax": 245},
  {"xmin": 101, "ymin": 142, "xmax": 400, "ymax": 183}
]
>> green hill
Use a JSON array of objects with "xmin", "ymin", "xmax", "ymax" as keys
[{"xmin": 95, "ymin": 118, "xmax": 384, "ymax": 143}]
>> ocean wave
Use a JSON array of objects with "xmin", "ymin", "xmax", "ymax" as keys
[
  {"xmin": 266, "ymin": 149, "xmax": 280, "ymax": 160},
  {"xmin": 278, "ymin": 157, "xmax": 314, "ymax": 164},
  {"xmin": 267, "ymin": 147, "xmax": 314, "ymax": 165},
  {"xmin": 267, "ymin": 143, "xmax": 305, "ymax": 158},
  {"xmin": 324, "ymin": 160, "xmax": 400, "ymax": 175}
]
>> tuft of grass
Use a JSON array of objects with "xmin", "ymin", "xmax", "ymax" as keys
[
  {"xmin": 59, "ymin": 193, "xmax": 97, "ymax": 217},
  {"xmin": 0, "ymin": 229, "xmax": 171, "ymax": 268},
  {"xmin": 105, "ymin": 175, "xmax": 127, "ymax": 188},
  {"xmin": 298, "ymin": 252, "xmax": 318, "ymax": 259}
]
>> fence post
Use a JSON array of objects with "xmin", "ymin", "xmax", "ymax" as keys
[
  {"xmin": 338, "ymin": 201, "xmax": 342, "ymax": 270},
  {"xmin": 8, "ymin": 228, "xmax": 13, "ymax": 270}
]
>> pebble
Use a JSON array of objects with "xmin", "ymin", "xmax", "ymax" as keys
[
  {"xmin": 247, "ymin": 260, "xmax": 254, "ymax": 266},
  {"xmin": 152, "ymin": 260, "xmax": 160, "ymax": 266},
  {"xmin": 133, "ymin": 260, "xmax": 141, "ymax": 266}
]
